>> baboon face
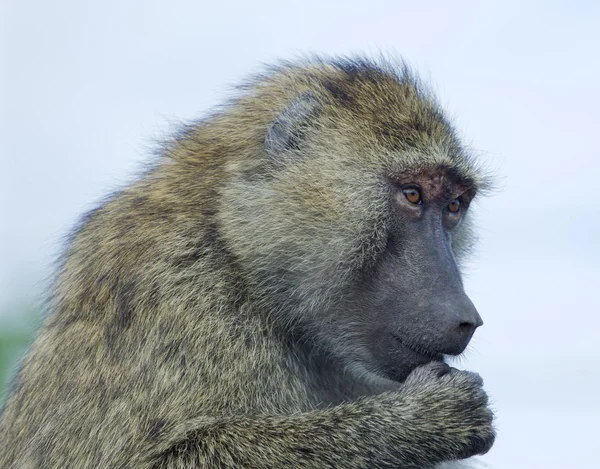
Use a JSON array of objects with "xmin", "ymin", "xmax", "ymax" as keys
[
  {"xmin": 341, "ymin": 167, "xmax": 482, "ymax": 383},
  {"xmin": 236, "ymin": 156, "xmax": 484, "ymax": 384},
  {"xmin": 223, "ymin": 64, "xmax": 487, "ymax": 384}
]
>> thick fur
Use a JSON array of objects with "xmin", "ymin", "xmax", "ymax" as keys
[{"xmin": 0, "ymin": 57, "xmax": 494, "ymax": 468}]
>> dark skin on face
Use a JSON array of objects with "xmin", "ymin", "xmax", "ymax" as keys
[{"xmin": 348, "ymin": 167, "xmax": 482, "ymax": 383}]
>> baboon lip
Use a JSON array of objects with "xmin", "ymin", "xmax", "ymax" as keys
[{"xmin": 392, "ymin": 335, "xmax": 443, "ymax": 361}]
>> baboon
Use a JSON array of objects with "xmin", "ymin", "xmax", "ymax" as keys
[{"xmin": 0, "ymin": 56, "xmax": 495, "ymax": 468}]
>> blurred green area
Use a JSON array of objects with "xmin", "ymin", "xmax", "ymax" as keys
[{"xmin": 0, "ymin": 305, "xmax": 40, "ymax": 403}]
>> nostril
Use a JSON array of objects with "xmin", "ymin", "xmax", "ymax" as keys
[
  {"xmin": 457, "ymin": 313, "xmax": 483, "ymax": 334},
  {"xmin": 458, "ymin": 321, "xmax": 476, "ymax": 335}
]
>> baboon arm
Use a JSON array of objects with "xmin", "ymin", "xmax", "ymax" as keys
[{"xmin": 147, "ymin": 397, "xmax": 449, "ymax": 469}]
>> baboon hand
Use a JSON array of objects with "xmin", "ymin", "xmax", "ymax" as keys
[{"xmin": 401, "ymin": 362, "xmax": 496, "ymax": 461}]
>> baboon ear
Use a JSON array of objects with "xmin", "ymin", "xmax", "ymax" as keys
[{"xmin": 265, "ymin": 91, "xmax": 319, "ymax": 163}]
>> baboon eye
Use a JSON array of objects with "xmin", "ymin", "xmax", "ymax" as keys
[
  {"xmin": 448, "ymin": 199, "xmax": 461, "ymax": 213},
  {"xmin": 402, "ymin": 188, "xmax": 422, "ymax": 205}
]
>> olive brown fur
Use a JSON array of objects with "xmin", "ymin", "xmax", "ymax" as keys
[{"xmin": 0, "ymin": 56, "xmax": 495, "ymax": 468}]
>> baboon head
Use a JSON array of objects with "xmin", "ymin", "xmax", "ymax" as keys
[{"xmin": 218, "ymin": 58, "xmax": 489, "ymax": 383}]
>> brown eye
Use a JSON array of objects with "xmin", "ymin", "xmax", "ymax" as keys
[
  {"xmin": 402, "ymin": 188, "xmax": 422, "ymax": 204},
  {"xmin": 448, "ymin": 199, "xmax": 461, "ymax": 213}
]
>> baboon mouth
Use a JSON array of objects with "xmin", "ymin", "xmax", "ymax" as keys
[{"xmin": 392, "ymin": 335, "xmax": 443, "ymax": 361}]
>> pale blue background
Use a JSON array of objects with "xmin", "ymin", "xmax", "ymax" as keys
[{"xmin": 2, "ymin": 1, "xmax": 599, "ymax": 468}]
